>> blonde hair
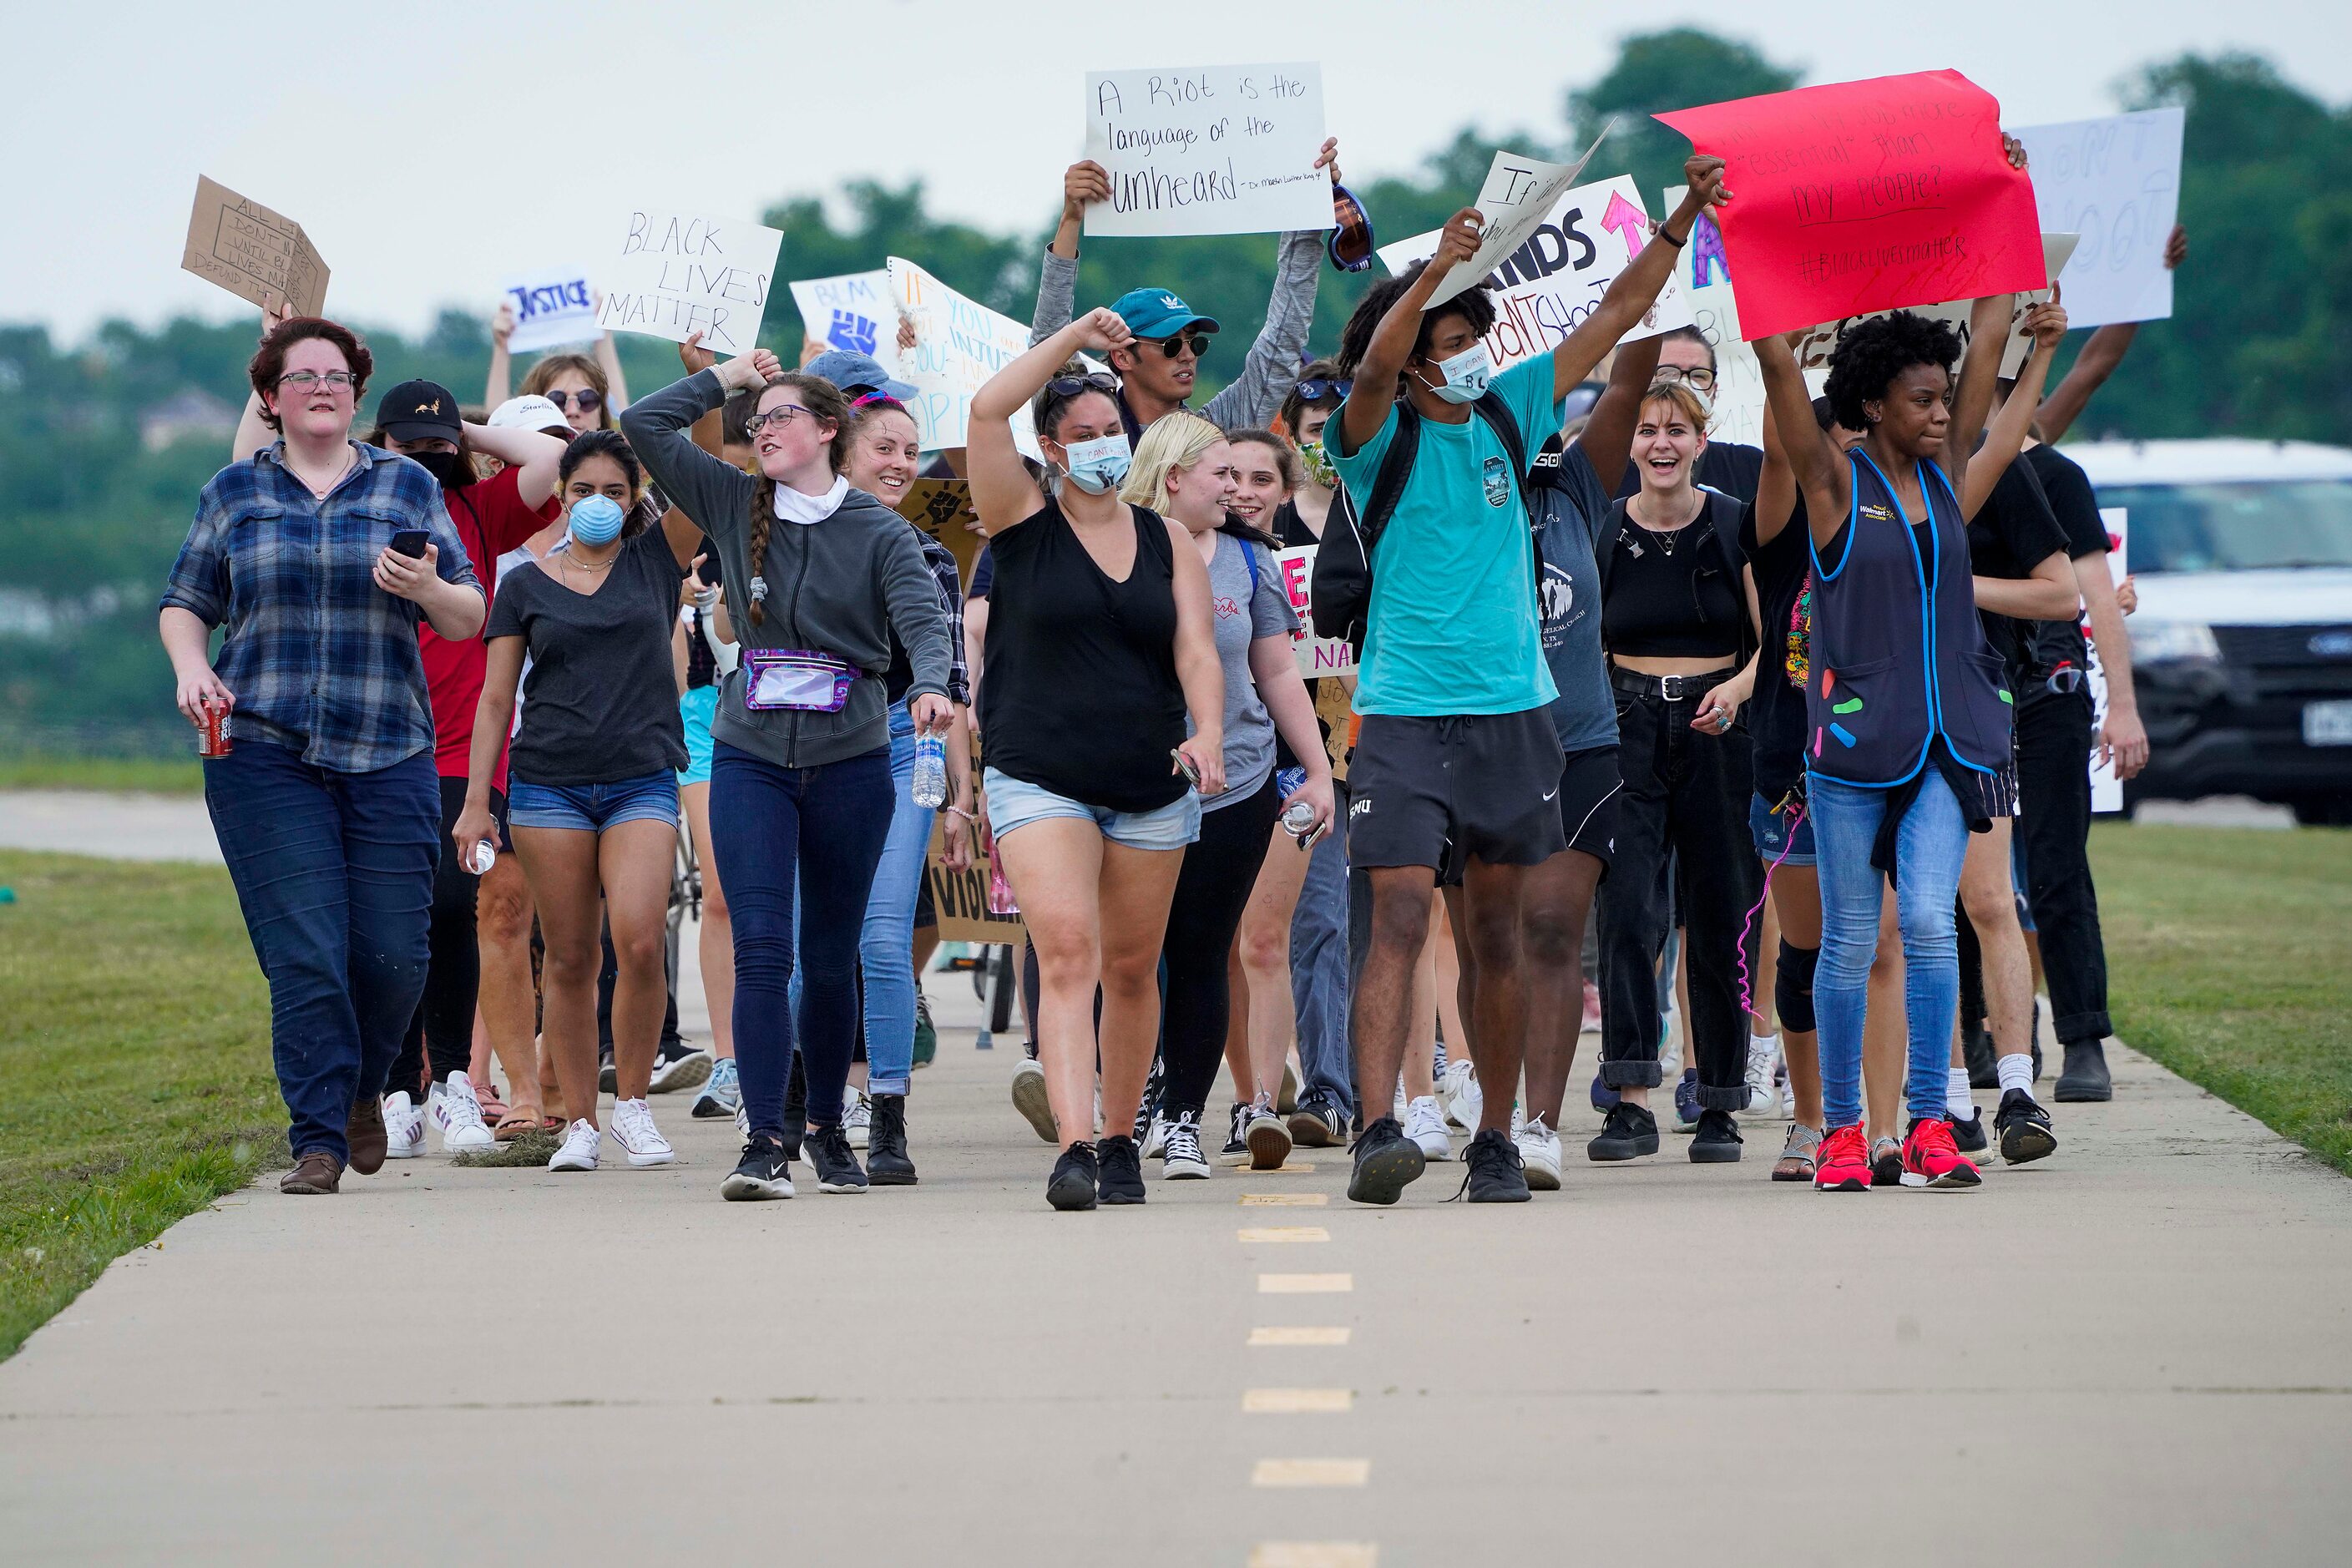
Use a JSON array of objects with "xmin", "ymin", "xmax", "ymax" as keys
[
  {"xmin": 1119, "ymin": 412, "xmax": 1225, "ymax": 512},
  {"xmin": 1639, "ymin": 380, "xmax": 1712, "ymax": 436}
]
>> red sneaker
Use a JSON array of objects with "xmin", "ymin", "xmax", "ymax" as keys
[
  {"xmin": 1901, "ymin": 1117, "xmax": 1982, "ymax": 1190},
  {"xmin": 1813, "ymin": 1124, "xmax": 1872, "ymax": 1191}
]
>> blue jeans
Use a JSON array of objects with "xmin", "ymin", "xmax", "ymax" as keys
[
  {"xmin": 204, "ymin": 741, "xmax": 439, "ymax": 1163},
  {"xmin": 507, "ymin": 772, "xmax": 679, "ymax": 833},
  {"xmin": 1289, "ymin": 777, "xmax": 1353, "ymax": 1119},
  {"xmin": 711, "ymin": 741, "xmax": 894, "ymax": 1140},
  {"xmin": 1809, "ymin": 770, "xmax": 1970, "ymax": 1129}
]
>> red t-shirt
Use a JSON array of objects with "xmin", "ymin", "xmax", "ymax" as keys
[{"xmin": 421, "ymin": 465, "xmax": 560, "ymax": 787}]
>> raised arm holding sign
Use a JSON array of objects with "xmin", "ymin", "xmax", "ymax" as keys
[
  {"xmin": 1420, "ymin": 126, "xmax": 1611, "ymax": 310},
  {"xmin": 181, "ymin": 176, "xmax": 328, "ymax": 318}
]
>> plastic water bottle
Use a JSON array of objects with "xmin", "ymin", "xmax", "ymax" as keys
[
  {"xmin": 1276, "ymin": 765, "xmax": 1316, "ymax": 843},
  {"xmin": 910, "ymin": 731, "xmax": 948, "ymax": 808}
]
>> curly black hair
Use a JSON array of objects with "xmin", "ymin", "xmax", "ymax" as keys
[
  {"xmin": 1335, "ymin": 261, "xmax": 1497, "ymax": 377},
  {"xmin": 1823, "ymin": 310, "xmax": 1963, "ymax": 432}
]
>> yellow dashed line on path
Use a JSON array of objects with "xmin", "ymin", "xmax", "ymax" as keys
[
  {"xmin": 1249, "ymin": 1546, "xmax": 1377, "ymax": 1568},
  {"xmin": 1248, "ymin": 1326, "xmax": 1351, "ymax": 1347},
  {"xmin": 1244, "ymin": 1388, "xmax": 1353, "ymax": 1414},
  {"xmin": 1252, "ymin": 1458, "xmax": 1370, "ymax": 1488},
  {"xmin": 1238, "ymin": 1226, "xmax": 1329, "ymax": 1243},
  {"xmin": 1258, "ymin": 1272, "xmax": 1352, "ymax": 1294},
  {"xmin": 1239, "ymin": 1192, "xmax": 1328, "ymax": 1206}
]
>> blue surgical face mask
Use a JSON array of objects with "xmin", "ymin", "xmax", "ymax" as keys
[
  {"xmin": 1060, "ymin": 432, "xmax": 1132, "ymax": 495},
  {"xmin": 1421, "ymin": 342, "xmax": 1494, "ymax": 405},
  {"xmin": 568, "ymin": 493, "xmax": 626, "ymax": 545}
]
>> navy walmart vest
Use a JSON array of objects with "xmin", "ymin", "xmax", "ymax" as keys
[{"xmin": 1804, "ymin": 449, "xmax": 2012, "ymax": 787}]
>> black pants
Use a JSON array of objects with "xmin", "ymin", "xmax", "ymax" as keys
[
  {"xmin": 2016, "ymin": 690, "xmax": 2112, "ymax": 1045},
  {"xmin": 1157, "ymin": 776, "xmax": 1282, "ymax": 1117},
  {"xmin": 1596, "ymin": 684, "xmax": 1760, "ymax": 1108},
  {"xmin": 391, "ymin": 776, "xmax": 484, "ymax": 1100}
]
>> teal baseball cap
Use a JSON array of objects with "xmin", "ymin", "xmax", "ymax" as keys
[{"xmin": 1109, "ymin": 288, "xmax": 1220, "ymax": 341}]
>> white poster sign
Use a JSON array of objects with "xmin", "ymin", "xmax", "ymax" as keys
[
  {"xmin": 2088, "ymin": 506, "xmax": 2129, "ymax": 812},
  {"xmin": 500, "ymin": 266, "xmax": 599, "ymax": 354},
  {"xmin": 1789, "ymin": 233, "xmax": 2080, "ymax": 383},
  {"xmin": 597, "ymin": 210, "xmax": 782, "ymax": 354},
  {"xmin": 889, "ymin": 257, "xmax": 1039, "ymax": 458},
  {"xmin": 1659, "ymin": 194, "xmax": 1764, "ymax": 451},
  {"xmin": 1274, "ymin": 544, "xmax": 1353, "ymax": 677},
  {"xmin": 789, "ymin": 270, "xmax": 902, "ymax": 362},
  {"xmin": 2010, "ymin": 108, "xmax": 2183, "ymax": 328},
  {"xmin": 1379, "ymin": 175, "xmax": 1692, "ymax": 372},
  {"xmin": 1419, "ymin": 130, "xmax": 1606, "ymax": 309},
  {"xmin": 1083, "ymin": 63, "xmax": 1330, "ymax": 238}
]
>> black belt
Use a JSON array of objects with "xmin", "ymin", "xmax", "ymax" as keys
[{"xmin": 1609, "ymin": 665, "xmax": 1734, "ymax": 702}]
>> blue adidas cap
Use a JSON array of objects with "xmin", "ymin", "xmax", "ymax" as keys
[{"xmin": 1109, "ymin": 288, "xmax": 1220, "ymax": 341}]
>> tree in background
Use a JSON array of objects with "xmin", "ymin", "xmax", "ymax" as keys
[{"xmin": 1568, "ymin": 28, "xmax": 1803, "ymax": 205}]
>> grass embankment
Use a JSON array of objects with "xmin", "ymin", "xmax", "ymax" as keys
[
  {"xmin": 2090, "ymin": 822, "xmax": 2352, "ymax": 1175},
  {"xmin": 0, "ymin": 753, "xmax": 203, "ymax": 793},
  {"xmin": 0, "ymin": 850, "xmax": 278, "ymax": 1360}
]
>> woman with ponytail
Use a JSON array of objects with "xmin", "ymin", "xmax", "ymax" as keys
[{"xmin": 621, "ymin": 354, "xmax": 953, "ymax": 1203}]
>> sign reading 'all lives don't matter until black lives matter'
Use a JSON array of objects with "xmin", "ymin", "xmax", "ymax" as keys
[{"xmin": 1084, "ymin": 63, "xmax": 1331, "ymax": 238}]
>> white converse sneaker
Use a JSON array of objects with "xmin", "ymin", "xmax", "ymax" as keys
[
  {"xmin": 549, "ymin": 1119, "xmax": 600, "ymax": 1171},
  {"xmin": 1404, "ymin": 1095, "xmax": 1454, "ymax": 1161},
  {"xmin": 382, "ymin": 1091, "xmax": 425, "ymax": 1160},
  {"xmin": 1161, "ymin": 1111, "xmax": 1211, "ymax": 1180},
  {"xmin": 1516, "ymin": 1113, "xmax": 1564, "ymax": 1191},
  {"xmin": 1743, "ymin": 1034, "xmax": 1783, "ymax": 1118},
  {"xmin": 1437, "ymin": 1058, "xmax": 1483, "ymax": 1130},
  {"xmin": 427, "ymin": 1072, "xmax": 494, "ymax": 1154},
  {"xmin": 842, "ymin": 1086, "xmax": 872, "ymax": 1151},
  {"xmin": 609, "ymin": 1097, "xmax": 675, "ymax": 1168}
]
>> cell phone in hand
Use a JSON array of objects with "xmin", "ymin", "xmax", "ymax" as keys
[{"xmin": 388, "ymin": 529, "xmax": 431, "ymax": 559}]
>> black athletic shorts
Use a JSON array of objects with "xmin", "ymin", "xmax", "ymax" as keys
[
  {"xmin": 1347, "ymin": 708, "xmax": 1567, "ymax": 876},
  {"xmin": 1555, "ymin": 742, "xmax": 1620, "ymax": 873}
]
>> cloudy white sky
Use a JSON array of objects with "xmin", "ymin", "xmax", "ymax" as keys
[{"xmin": 7, "ymin": 0, "xmax": 2346, "ymax": 341}]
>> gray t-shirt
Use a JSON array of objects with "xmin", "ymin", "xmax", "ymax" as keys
[
  {"xmin": 1534, "ymin": 439, "xmax": 1621, "ymax": 753},
  {"xmin": 486, "ymin": 527, "xmax": 688, "ymax": 787},
  {"xmin": 1189, "ymin": 530, "xmax": 1299, "ymax": 812}
]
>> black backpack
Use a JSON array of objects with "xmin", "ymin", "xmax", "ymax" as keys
[{"xmin": 1308, "ymin": 391, "xmax": 1543, "ymax": 657}]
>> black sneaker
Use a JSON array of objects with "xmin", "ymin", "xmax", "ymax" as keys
[
  {"xmin": 1586, "ymin": 1100, "xmax": 1661, "ymax": 1162},
  {"xmin": 1095, "ymin": 1135, "xmax": 1146, "ymax": 1205},
  {"xmin": 1219, "ymin": 1102, "xmax": 1251, "ymax": 1166},
  {"xmin": 1346, "ymin": 1115, "xmax": 1426, "ymax": 1206},
  {"xmin": 1963, "ymin": 1025, "xmax": 1999, "ymax": 1090},
  {"xmin": 1457, "ymin": 1127, "xmax": 1530, "ymax": 1202},
  {"xmin": 1689, "ymin": 1108, "xmax": 1743, "ymax": 1163},
  {"xmin": 1995, "ymin": 1088, "xmax": 2058, "ymax": 1165},
  {"xmin": 720, "ymin": 1133, "xmax": 794, "ymax": 1201},
  {"xmin": 1287, "ymin": 1095, "xmax": 1346, "ymax": 1149},
  {"xmin": 2055, "ymin": 1040, "xmax": 2110, "ymax": 1101},
  {"xmin": 1869, "ymin": 1136, "xmax": 1904, "ymax": 1188},
  {"xmin": 866, "ymin": 1094, "xmax": 917, "ymax": 1186},
  {"xmin": 599, "ymin": 1050, "xmax": 618, "ymax": 1096},
  {"xmin": 649, "ymin": 1039, "xmax": 713, "ymax": 1094},
  {"xmin": 1047, "ymin": 1141, "xmax": 1099, "ymax": 1211},
  {"xmin": 807, "ymin": 1123, "xmax": 868, "ymax": 1194},
  {"xmin": 1950, "ymin": 1104, "xmax": 1990, "ymax": 1155}
]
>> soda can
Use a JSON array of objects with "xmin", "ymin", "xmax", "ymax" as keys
[{"xmin": 198, "ymin": 701, "xmax": 232, "ymax": 758}]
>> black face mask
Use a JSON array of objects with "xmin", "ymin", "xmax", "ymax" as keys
[{"xmin": 407, "ymin": 448, "xmax": 468, "ymax": 488}]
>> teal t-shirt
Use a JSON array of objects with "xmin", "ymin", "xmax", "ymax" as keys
[{"xmin": 1330, "ymin": 356, "xmax": 1560, "ymax": 716}]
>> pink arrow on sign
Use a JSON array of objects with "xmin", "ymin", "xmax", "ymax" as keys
[{"xmin": 1599, "ymin": 190, "xmax": 1650, "ymax": 257}]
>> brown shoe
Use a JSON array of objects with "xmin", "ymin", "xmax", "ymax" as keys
[
  {"xmin": 346, "ymin": 1096, "xmax": 388, "ymax": 1175},
  {"xmin": 280, "ymin": 1151, "xmax": 344, "ymax": 1194}
]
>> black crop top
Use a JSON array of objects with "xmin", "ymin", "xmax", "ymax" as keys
[{"xmin": 1601, "ymin": 497, "xmax": 1744, "ymax": 659}]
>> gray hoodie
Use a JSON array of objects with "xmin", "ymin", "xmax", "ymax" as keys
[{"xmin": 621, "ymin": 369, "xmax": 950, "ymax": 769}]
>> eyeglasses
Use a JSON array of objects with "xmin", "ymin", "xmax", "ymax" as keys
[
  {"xmin": 742, "ymin": 404, "xmax": 817, "ymax": 437},
  {"xmin": 1294, "ymin": 377, "xmax": 1352, "ymax": 402},
  {"xmin": 1654, "ymin": 364, "xmax": 1718, "ymax": 392},
  {"xmin": 1141, "ymin": 331, "xmax": 1212, "ymax": 360},
  {"xmin": 542, "ymin": 388, "xmax": 604, "ymax": 413},
  {"xmin": 276, "ymin": 370, "xmax": 357, "ymax": 392}
]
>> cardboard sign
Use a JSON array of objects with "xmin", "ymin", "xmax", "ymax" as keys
[
  {"xmin": 1662, "ymin": 195, "xmax": 1766, "ymax": 451},
  {"xmin": 789, "ymin": 269, "xmax": 903, "ymax": 360},
  {"xmin": 1272, "ymin": 544, "xmax": 1355, "ymax": 678},
  {"xmin": 890, "ymin": 257, "xmax": 1040, "ymax": 458},
  {"xmin": 1657, "ymin": 71, "xmax": 2047, "ymax": 341},
  {"xmin": 598, "ymin": 210, "xmax": 781, "ymax": 354},
  {"xmin": 2010, "ymin": 108, "xmax": 2183, "ymax": 328},
  {"xmin": 1085, "ymin": 63, "xmax": 1332, "ymax": 238},
  {"xmin": 1380, "ymin": 175, "xmax": 1692, "ymax": 372},
  {"xmin": 2088, "ymin": 507, "xmax": 2129, "ymax": 812},
  {"xmin": 927, "ymin": 747, "xmax": 1027, "ymax": 946},
  {"xmin": 1423, "ymin": 129, "xmax": 1607, "ymax": 309},
  {"xmin": 181, "ymin": 176, "xmax": 328, "ymax": 318},
  {"xmin": 500, "ymin": 266, "xmax": 598, "ymax": 354},
  {"xmin": 896, "ymin": 477, "xmax": 984, "ymax": 582},
  {"xmin": 1787, "ymin": 232, "xmax": 2080, "ymax": 381}
]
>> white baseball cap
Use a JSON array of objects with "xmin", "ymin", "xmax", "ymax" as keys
[{"xmin": 488, "ymin": 394, "xmax": 570, "ymax": 434}]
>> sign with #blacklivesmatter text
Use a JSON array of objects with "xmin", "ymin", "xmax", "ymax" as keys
[
  {"xmin": 499, "ymin": 266, "xmax": 598, "ymax": 354},
  {"xmin": 1084, "ymin": 63, "xmax": 1331, "ymax": 238},
  {"xmin": 598, "ymin": 210, "xmax": 782, "ymax": 354},
  {"xmin": 181, "ymin": 176, "xmax": 329, "ymax": 318},
  {"xmin": 1787, "ymin": 232, "xmax": 2079, "ymax": 382}
]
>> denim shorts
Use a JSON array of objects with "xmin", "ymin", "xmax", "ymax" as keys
[
  {"xmin": 1750, "ymin": 791, "xmax": 1816, "ymax": 867},
  {"xmin": 508, "ymin": 771, "xmax": 680, "ymax": 834},
  {"xmin": 677, "ymin": 686, "xmax": 718, "ymax": 787},
  {"xmin": 984, "ymin": 766, "xmax": 1199, "ymax": 852}
]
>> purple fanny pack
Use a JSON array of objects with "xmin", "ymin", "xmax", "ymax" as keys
[{"xmin": 742, "ymin": 648, "xmax": 857, "ymax": 712}]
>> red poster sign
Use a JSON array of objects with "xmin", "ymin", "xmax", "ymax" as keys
[{"xmin": 1656, "ymin": 70, "xmax": 2046, "ymax": 341}]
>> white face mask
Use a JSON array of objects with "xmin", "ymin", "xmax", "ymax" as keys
[
  {"xmin": 1060, "ymin": 432, "xmax": 1133, "ymax": 495},
  {"xmin": 1420, "ymin": 341, "xmax": 1495, "ymax": 405}
]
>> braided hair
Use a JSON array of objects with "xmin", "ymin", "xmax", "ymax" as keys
[{"xmin": 740, "ymin": 373, "xmax": 852, "ymax": 627}]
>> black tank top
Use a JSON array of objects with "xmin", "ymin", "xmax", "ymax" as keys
[
  {"xmin": 1601, "ymin": 494, "xmax": 1744, "ymax": 659},
  {"xmin": 979, "ymin": 497, "xmax": 1187, "ymax": 813}
]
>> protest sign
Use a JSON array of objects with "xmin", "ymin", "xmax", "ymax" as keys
[
  {"xmin": 2088, "ymin": 507, "xmax": 2129, "ymax": 812},
  {"xmin": 1657, "ymin": 71, "xmax": 2046, "ymax": 340},
  {"xmin": 181, "ymin": 176, "xmax": 328, "ymax": 318},
  {"xmin": 896, "ymin": 477, "xmax": 985, "ymax": 582},
  {"xmin": 1662, "ymin": 194, "xmax": 1766, "ymax": 451},
  {"xmin": 1787, "ymin": 232, "xmax": 2080, "ymax": 381},
  {"xmin": 1423, "ymin": 127, "xmax": 1608, "ymax": 309},
  {"xmin": 790, "ymin": 269, "xmax": 902, "ymax": 360},
  {"xmin": 889, "ymin": 257, "xmax": 1039, "ymax": 458},
  {"xmin": 1084, "ymin": 63, "xmax": 1332, "ymax": 238},
  {"xmin": 2010, "ymin": 108, "xmax": 2183, "ymax": 328},
  {"xmin": 500, "ymin": 266, "xmax": 598, "ymax": 354},
  {"xmin": 597, "ymin": 210, "xmax": 781, "ymax": 354},
  {"xmin": 1273, "ymin": 544, "xmax": 1355, "ymax": 679},
  {"xmin": 1378, "ymin": 175, "xmax": 1692, "ymax": 372},
  {"xmin": 928, "ymin": 744, "xmax": 1026, "ymax": 946}
]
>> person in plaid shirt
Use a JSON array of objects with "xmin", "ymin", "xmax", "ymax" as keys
[{"xmin": 159, "ymin": 315, "xmax": 485, "ymax": 1197}]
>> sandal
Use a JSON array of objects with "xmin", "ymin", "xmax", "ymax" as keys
[
  {"xmin": 493, "ymin": 1109, "xmax": 541, "ymax": 1143},
  {"xmin": 1773, "ymin": 1124, "xmax": 1823, "ymax": 1183},
  {"xmin": 474, "ymin": 1080, "xmax": 510, "ymax": 1124}
]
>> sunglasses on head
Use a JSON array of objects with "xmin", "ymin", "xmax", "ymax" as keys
[
  {"xmin": 1328, "ymin": 184, "xmax": 1375, "ymax": 273},
  {"xmin": 1294, "ymin": 377, "xmax": 1352, "ymax": 402},
  {"xmin": 543, "ymin": 388, "xmax": 604, "ymax": 412},
  {"xmin": 1044, "ymin": 372, "xmax": 1122, "ymax": 402},
  {"xmin": 1139, "ymin": 331, "xmax": 1211, "ymax": 360}
]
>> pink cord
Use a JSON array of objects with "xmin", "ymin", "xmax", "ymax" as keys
[{"xmin": 1737, "ymin": 797, "xmax": 1807, "ymax": 1021}]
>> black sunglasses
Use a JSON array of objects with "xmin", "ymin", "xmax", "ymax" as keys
[
  {"xmin": 1140, "ymin": 331, "xmax": 1212, "ymax": 360},
  {"xmin": 543, "ymin": 388, "xmax": 604, "ymax": 412},
  {"xmin": 1295, "ymin": 377, "xmax": 1352, "ymax": 402},
  {"xmin": 1044, "ymin": 372, "xmax": 1122, "ymax": 401}
]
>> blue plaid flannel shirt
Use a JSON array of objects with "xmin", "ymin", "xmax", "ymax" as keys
[
  {"xmin": 160, "ymin": 442, "xmax": 481, "ymax": 773},
  {"xmin": 913, "ymin": 532, "xmax": 971, "ymax": 706}
]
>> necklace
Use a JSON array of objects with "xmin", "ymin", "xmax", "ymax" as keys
[{"xmin": 559, "ymin": 549, "xmax": 615, "ymax": 579}]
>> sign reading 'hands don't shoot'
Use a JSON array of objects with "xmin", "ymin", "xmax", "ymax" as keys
[{"xmin": 1084, "ymin": 63, "xmax": 1331, "ymax": 238}]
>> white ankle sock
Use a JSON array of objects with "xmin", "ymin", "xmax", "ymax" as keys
[
  {"xmin": 1995, "ymin": 1052, "xmax": 2034, "ymax": 1099},
  {"xmin": 1945, "ymin": 1068, "xmax": 1974, "ymax": 1118},
  {"xmin": 1752, "ymin": 1032, "xmax": 1779, "ymax": 1057}
]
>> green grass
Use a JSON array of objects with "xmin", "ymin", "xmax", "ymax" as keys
[
  {"xmin": 2091, "ymin": 822, "xmax": 2352, "ymax": 1175},
  {"xmin": 0, "ymin": 753, "xmax": 204, "ymax": 794},
  {"xmin": 0, "ymin": 849, "xmax": 279, "ymax": 1360}
]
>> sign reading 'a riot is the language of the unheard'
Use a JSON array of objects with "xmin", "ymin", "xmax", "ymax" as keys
[{"xmin": 1084, "ymin": 63, "xmax": 1331, "ymax": 238}]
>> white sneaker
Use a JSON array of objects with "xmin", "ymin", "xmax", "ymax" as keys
[
  {"xmin": 1516, "ymin": 1114, "xmax": 1564, "ymax": 1191},
  {"xmin": 842, "ymin": 1086, "xmax": 872, "ymax": 1151},
  {"xmin": 1404, "ymin": 1095, "xmax": 1454, "ymax": 1161},
  {"xmin": 427, "ymin": 1071, "xmax": 494, "ymax": 1154},
  {"xmin": 1391, "ymin": 1084, "xmax": 1409, "ymax": 1123},
  {"xmin": 1141, "ymin": 1112, "xmax": 1170, "ymax": 1160},
  {"xmin": 549, "ymin": 1119, "xmax": 600, "ymax": 1171},
  {"xmin": 1161, "ymin": 1111, "xmax": 1211, "ymax": 1180},
  {"xmin": 1009, "ymin": 1058, "xmax": 1058, "ymax": 1144},
  {"xmin": 609, "ymin": 1097, "xmax": 675, "ymax": 1167},
  {"xmin": 1743, "ymin": 1034, "xmax": 1783, "ymax": 1118},
  {"xmin": 1437, "ymin": 1058, "xmax": 1483, "ymax": 1130},
  {"xmin": 382, "ymin": 1091, "xmax": 425, "ymax": 1160}
]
